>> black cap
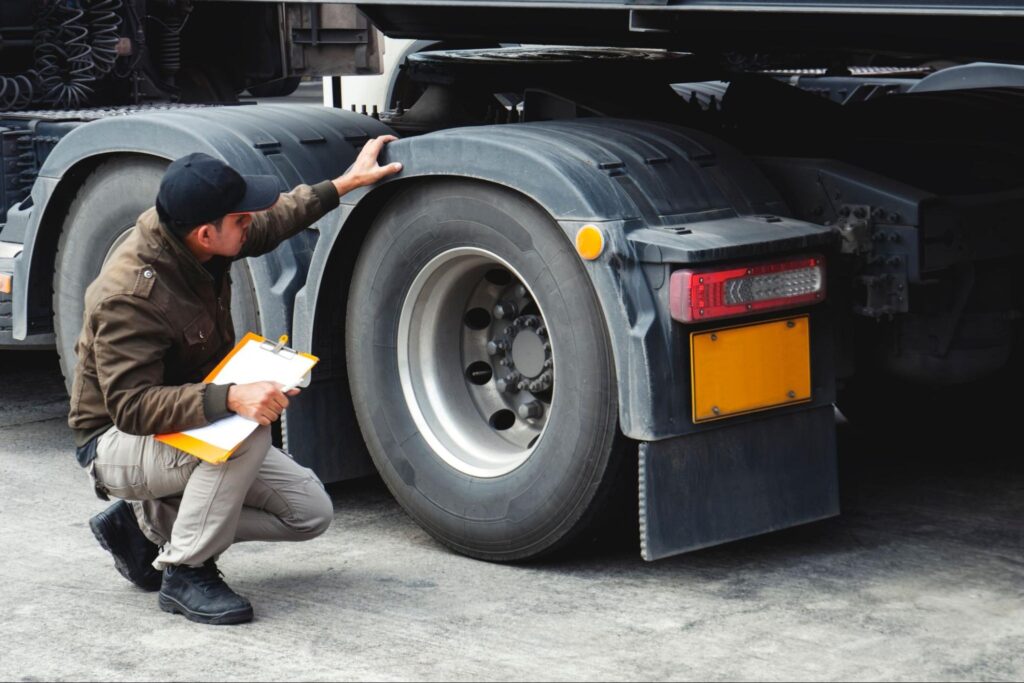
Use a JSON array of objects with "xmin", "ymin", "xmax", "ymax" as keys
[{"xmin": 156, "ymin": 152, "xmax": 280, "ymax": 236}]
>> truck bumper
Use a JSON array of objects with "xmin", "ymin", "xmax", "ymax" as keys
[
  {"xmin": 639, "ymin": 404, "xmax": 838, "ymax": 560},
  {"xmin": 0, "ymin": 326, "xmax": 54, "ymax": 350},
  {"xmin": 0, "ymin": 241, "xmax": 53, "ymax": 349}
]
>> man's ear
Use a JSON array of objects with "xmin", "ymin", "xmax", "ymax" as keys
[{"xmin": 194, "ymin": 223, "xmax": 215, "ymax": 246}]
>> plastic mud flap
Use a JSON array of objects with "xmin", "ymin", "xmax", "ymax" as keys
[{"xmin": 639, "ymin": 405, "xmax": 838, "ymax": 561}]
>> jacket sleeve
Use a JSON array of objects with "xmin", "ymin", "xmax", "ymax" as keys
[
  {"xmin": 238, "ymin": 180, "xmax": 339, "ymax": 258},
  {"xmin": 92, "ymin": 295, "xmax": 212, "ymax": 436}
]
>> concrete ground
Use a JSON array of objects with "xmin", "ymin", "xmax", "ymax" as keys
[{"xmin": 0, "ymin": 350, "xmax": 1021, "ymax": 682}]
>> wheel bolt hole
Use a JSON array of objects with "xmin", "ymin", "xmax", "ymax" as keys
[
  {"xmin": 464, "ymin": 307, "xmax": 491, "ymax": 330},
  {"xmin": 485, "ymin": 268, "xmax": 512, "ymax": 286},
  {"xmin": 465, "ymin": 361, "xmax": 493, "ymax": 386},
  {"xmin": 489, "ymin": 409, "xmax": 516, "ymax": 431}
]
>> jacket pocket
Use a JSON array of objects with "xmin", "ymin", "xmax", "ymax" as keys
[
  {"xmin": 180, "ymin": 313, "xmax": 218, "ymax": 376},
  {"xmin": 183, "ymin": 314, "xmax": 215, "ymax": 347}
]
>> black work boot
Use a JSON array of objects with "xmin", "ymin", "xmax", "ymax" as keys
[
  {"xmin": 159, "ymin": 562, "xmax": 254, "ymax": 625},
  {"xmin": 89, "ymin": 500, "xmax": 162, "ymax": 591}
]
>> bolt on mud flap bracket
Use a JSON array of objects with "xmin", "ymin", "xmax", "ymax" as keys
[{"xmin": 638, "ymin": 405, "xmax": 839, "ymax": 561}]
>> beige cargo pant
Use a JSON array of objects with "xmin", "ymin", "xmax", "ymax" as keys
[{"xmin": 89, "ymin": 424, "xmax": 334, "ymax": 569}]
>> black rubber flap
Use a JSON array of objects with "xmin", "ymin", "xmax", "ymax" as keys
[{"xmin": 639, "ymin": 405, "xmax": 838, "ymax": 561}]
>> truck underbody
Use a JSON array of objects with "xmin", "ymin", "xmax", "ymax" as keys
[{"xmin": 2, "ymin": 0, "xmax": 1022, "ymax": 561}]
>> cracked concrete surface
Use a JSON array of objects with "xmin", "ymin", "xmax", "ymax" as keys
[{"xmin": 0, "ymin": 351, "xmax": 1021, "ymax": 681}]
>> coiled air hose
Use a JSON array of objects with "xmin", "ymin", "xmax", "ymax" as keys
[{"xmin": 0, "ymin": 0, "xmax": 125, "ymax": 111}]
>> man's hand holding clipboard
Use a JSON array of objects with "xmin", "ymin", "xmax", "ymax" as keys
[
  {"xmin": 227, "ymin": 380, "xmax": 301, "ymax": 427},
  {"xmin": 156, "ymin": 333, "xmax": 318, "ymax": 463}
]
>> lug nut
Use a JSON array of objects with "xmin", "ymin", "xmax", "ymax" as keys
[
  {"xmin": 487, "ymin": 340, "xmax": 505, "ymax": 356},
  {"xmin": 496, "ymin": 376, "xmax": 518, "ymax": 393},
  {"xmin": 494, "ymin": 301, "xmax": 518, "ymax": 320},
  {"xmin": 518, "ymin": 401, "xmax": 544, "ymax": 420},
  {"xmin": 515, "ymin": 285, "xmax": 527, "ymax": 298}
]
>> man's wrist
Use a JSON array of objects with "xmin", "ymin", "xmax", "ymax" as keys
[
  {"xmin": 312, "ymin": 180, "xmax": 342, "ymax": 211},
  {"xmin": 204, "ymin": 382, "xmax": 235, "ymax": 423},
  {"xmin": 331, "ymin": 175, "xmax": 360, "ymax": 197}
]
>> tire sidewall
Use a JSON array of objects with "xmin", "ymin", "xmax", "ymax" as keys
[
  {"xmin": 347, "ymin": 179, "xmax": 619, "ymax": 560},
  {"xmin": 54, "ymin": 158, "xmax": 168, "ymax": 381}
]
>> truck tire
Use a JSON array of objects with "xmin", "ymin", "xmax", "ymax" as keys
[
  {"xmin": 346, "ymin": 179, "xmax": 625, "ymax": 561},
  {"xmin": 53, "ymin": 156, "xmax": 260, "ymax": 390}
]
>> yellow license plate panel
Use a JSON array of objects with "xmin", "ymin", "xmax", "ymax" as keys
[{"xmin": 691, "ymin": 316, "xmax": 811, "ymax": 423}]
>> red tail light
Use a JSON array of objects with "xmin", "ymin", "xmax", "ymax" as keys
[{"xmin": 669, "ymin": 255, "xmax": 825, "ymax": 323}]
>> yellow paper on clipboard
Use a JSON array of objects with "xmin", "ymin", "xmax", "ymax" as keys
[{"xmin": 156, "ymin": 332, "xmax": 318, "ymax": 464}]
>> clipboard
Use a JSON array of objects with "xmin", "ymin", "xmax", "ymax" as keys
[{"xmin": 156, "ymin": 332, "xmax": 319, "ymax": 464}]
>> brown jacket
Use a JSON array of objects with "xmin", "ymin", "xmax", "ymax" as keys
[{"xmin": 68, "ymin": 181, "xmax": 339, "ymax": 446}]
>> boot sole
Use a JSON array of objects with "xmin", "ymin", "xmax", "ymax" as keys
[
  {"xmin": 159, "ymin": 593, "xmax": 254, "ymax": 625},
  {"xmin": 89, "ymin": 514, "xmax": 161, "ymax": 592}
]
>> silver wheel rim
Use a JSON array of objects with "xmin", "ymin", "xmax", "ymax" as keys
[
  {"xmin": 102, "ymin": 227, "xmax": 133, "ymax": 266},
  {"xmin": 397, "ymin": 247, "xmax": 555, "ymax": 478}
]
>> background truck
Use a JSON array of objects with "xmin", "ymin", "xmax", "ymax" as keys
[{"xmin": 2, "ymin": 1, "xmax": 1023, "ymax": 562}]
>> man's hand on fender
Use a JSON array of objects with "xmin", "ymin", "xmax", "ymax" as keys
[
  {"xmin": 332, "ymin": 135, "xmax": 403, "ymax": 196},
  {"xmin": 227, "ymin": 382, "xmax": 300, "ymax": 426}
]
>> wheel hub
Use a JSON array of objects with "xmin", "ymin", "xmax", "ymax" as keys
[
  {"xmin": 397, "ymin": 247, "xmax": 556, "ymax": 478},
  {"xmin": 489, "ymin": 311, "xmax": 553, "ymax": 390}
]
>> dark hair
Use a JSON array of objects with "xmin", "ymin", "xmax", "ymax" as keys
[{"xmin": 156, "ymin": 199, "xmax": 223, "ymax": 239}]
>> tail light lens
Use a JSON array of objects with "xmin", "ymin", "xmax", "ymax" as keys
[{"xmin": 670, "ymin": 255, "xmax": 825, "ymax": 323}]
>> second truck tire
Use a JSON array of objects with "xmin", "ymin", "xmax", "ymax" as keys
[
  {"xmin": 346, "ymin": 179, "xmax": 625, "ymax": 562},
  {"xmin": 53, "ymin": 156, "xmax": 261, "ymax": 389}
]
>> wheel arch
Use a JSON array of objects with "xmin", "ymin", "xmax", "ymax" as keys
[
  {"xmin": 12, "ymin": 104, "xmax": 391, "ymax": 370},
  {"xmin": 17, "ymin": 116, "xmax": 239, "ymax": 342},
  {"xmin": 20, "ymin": 151, "xmax": 143, "ymax": 342},
  {"xmin": 294, "ymin": 118, "xmax": 795, "ymax": 460}
]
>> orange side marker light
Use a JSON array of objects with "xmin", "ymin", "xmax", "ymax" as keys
[{"xmin": 575, "ymin": 225, "xmax": 605, "ymax": 261}]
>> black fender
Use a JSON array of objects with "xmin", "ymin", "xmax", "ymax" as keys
[
  {"xmin": 9, "ymin": 104, "xmax": 391, "ymax": 347},
  {"xmin": 292, "ymin": 118, "xmax": 836, "ymax": 474}
]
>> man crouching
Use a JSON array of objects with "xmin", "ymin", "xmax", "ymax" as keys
[{"xmin": 68, "ymin": 138, "xmax": 401, "ymax": 624}]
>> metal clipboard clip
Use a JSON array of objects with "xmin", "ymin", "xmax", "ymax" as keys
[{"xmin": 258, "ymin": 334, "xmax": 312, "ymax": 389}]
